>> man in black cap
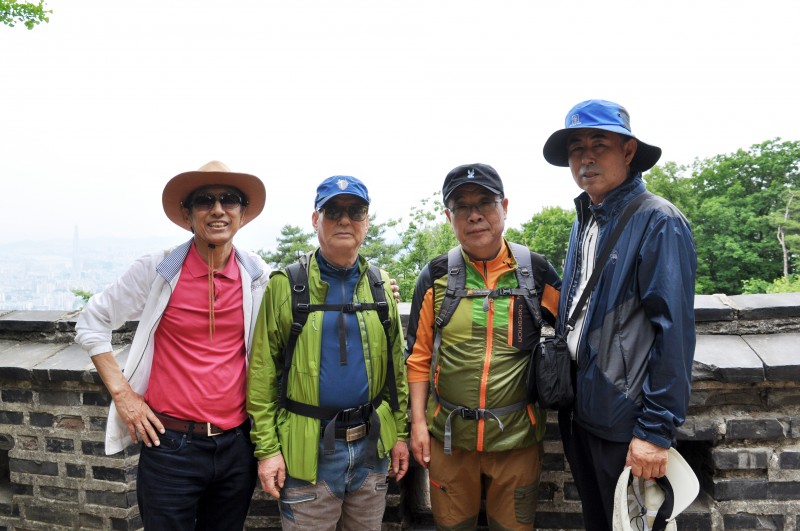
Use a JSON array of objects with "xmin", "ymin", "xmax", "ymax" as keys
[
  {"xmin": 543, "ymin": 100, "xmax": 697, "ymax": 530},
  {"xmin": 405, "ymin": 163, "xmax": 561, "ymax": 530}
]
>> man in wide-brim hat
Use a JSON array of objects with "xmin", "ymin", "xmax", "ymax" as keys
[
  {"xmin": 76, "ymin": 161, "xmax": 269, "ymax": 530},
  {"xmin": 543, "ymin": 100, "xmax": 697, "ymax": 531}
]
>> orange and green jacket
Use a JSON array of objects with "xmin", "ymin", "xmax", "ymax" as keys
[{"xmin": 405, "ymin": 241, "xmax": 560, "ymax": 452}]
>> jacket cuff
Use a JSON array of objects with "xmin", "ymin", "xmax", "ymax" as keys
[{"xmin": 632, "ymin": 426, "xmax": 672, "ymax": 449}]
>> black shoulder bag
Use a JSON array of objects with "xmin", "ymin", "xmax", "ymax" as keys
[{"xmin": 530, "ymin": 192, "xmax": 651, "ymax": 410}]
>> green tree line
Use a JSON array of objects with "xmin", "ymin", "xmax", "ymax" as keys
[{"xmin": 259, "ymin": 139, "xmax": 800, "ymax": 299}]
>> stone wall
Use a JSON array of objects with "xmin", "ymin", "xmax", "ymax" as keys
[{"xmin": 0, "ymin": 293, "xmax": 799, "ymax": 530}]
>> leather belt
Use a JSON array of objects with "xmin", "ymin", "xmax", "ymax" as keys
[
  {"xmin": 154, "ymin": 411, "xmax": 228, "ymax": 437},
  {"xmin": 332, "ymin": 423, "xmax": 368, "ymax": 442}
]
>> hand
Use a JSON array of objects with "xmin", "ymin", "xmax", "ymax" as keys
[
  {"xmin": 258, "ymin": 454, "xmax": 287, "ymax": 499},
  {"xmin": 626, "ymin": 437, "xmax": 668, "ymax": 479},
  {"xmin": 409, "ymin": 420, "xmax": 431, "ymax": 469},
  {"xmin": 113, "ymin": 386, "xmax": 164, "ymax": 448},
  {"xmin": 389, "ymin": 440, "xmax": 410, "ymax": 481},
  {"xmin": 389, "ymin": 278, "xmax": 400, "ymax": 302}
]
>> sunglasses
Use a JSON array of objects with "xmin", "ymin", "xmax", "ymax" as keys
[
  {"xmin": 186, "ymin": 192, "xmax": 247, "ymax": 212},
  {"xmin": 319, "ymin": 203, "xmax": 369, "ymax": 221}
]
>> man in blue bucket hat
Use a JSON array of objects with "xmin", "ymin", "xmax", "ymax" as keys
[{"xmin": 543, "ymin": 100, "xmax": 698, "ymax": 531}]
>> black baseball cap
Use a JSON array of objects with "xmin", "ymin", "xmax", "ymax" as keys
[{"xmin": 442, "ymin": 163, "xmax": 504, "ymax": 205}]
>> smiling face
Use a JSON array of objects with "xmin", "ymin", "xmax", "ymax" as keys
[
  {"xmin": 445, "ymin": 184, "xmax": 508, "ymax": 261},
  {"xmin": 312, "ymin": 194, "xmax": 369, "ymax": 267},
  {"xmin": 567, "ymin": 129, "xmax": 638, "ymax": 205},
  {"xmin": 182, "ymin": 185, "xmax": 246, "ymax": 249}
]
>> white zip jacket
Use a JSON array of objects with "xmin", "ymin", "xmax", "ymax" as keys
[{"xmin": 75, "ymin": 240, "xmax": 269, "ymax": 455}]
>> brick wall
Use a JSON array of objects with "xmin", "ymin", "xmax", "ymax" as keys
[{"xmin": 1, "ymin": 293, "xmax": 799, "ymax": 530}]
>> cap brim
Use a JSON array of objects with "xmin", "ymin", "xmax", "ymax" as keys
[
  {"xmin": 316, "ymin": 191, "xmax": 370, "ymax": 210},
  {"xmin": 443, "ymin": 182, "xmax": 503, "ymax": 204},
  {"xmin": 542, "ymin": 126, "xmax": 662, "ymax": 172},
  {"xmin": 162, "ymin": 170, "xmax": 266, "ymax": 231}
]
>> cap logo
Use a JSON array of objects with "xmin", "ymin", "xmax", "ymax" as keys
[
  {"xmin": 569, "ymin": 113, "xmax": 582, "ymax": 127},
  {"xmin": 336, "ymin": 178, "xmax": 349, "ymax": 191},
  {"xmin": 467, "ymin": 169, "xmax": 475, "ymax": 179}
]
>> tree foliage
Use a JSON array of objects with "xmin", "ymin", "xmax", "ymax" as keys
[
  {"xmin": 646, "ymin": 139, "xmax": 800, "ymax": 294},
  {"xmin": 504, "ymin": 206, "xmax": 573, "ymax": 270},
  {"xmin": 382, "ymin": 194, "xmax": 457, "ymax": 300},
  {"xmin": 1, "ymin": 0, "xmax": 50, "ymax": 29},
  {"xmin": 360, "ymin": 215, "xmax": 403, "ymax": 272},
  {"xmin": 258, "ymin": 225, "xmax": 314, "ymax": 269}
]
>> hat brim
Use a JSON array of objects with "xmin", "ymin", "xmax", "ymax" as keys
[
  {"xmin": 613, "ymin": 447, "xmax": 699, "ymax": 529},
  {"xmin": 542, "ymin": 126, "xmax": 662, "ymax": 173},
  {"xmin": 665, "ymin": 447, "xmax": 699, "ymax": 519},
  {"xmin": 162, "ymin": 170, "xmax": 266, "ymax": 231}
]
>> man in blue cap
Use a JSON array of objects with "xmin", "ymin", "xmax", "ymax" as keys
[
  {"xmin": 543, "ymin": 100, "xmax": 697, "ymax": 531},
  {"xmin": 247, "ymin": 176, "xmax": 409, "ymax": 531}
]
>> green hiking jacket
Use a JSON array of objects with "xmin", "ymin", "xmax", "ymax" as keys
[{"xmin": 247, "ymin": 250, "xmax": 408, "ymax": 482}]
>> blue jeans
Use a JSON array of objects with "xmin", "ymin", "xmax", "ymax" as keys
[
  {"xmin": 136, "ymin": 420, "xmax": 257, "ymax": 531},
  {"xmin": 278, "ymin": 436, "xmax": 390, "ymax": 531}
]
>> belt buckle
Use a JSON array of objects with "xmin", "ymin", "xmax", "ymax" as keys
[
  {"xmin": 345, "ymin": 423, "xmax": 367, "ymax": 442},
  {"xmin": 207, "ymin": 423, "xmax": 223, "ymax": 437}
]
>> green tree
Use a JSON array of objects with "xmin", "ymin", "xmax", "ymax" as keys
[
  {"xmin": 644, "ymin": 139, "xmax": 800, "ymax": 294},
  {"xmin": 71, "ymin": 288, "xmax": 93, "ymax": 303},
  {"xmin": 688, "ymin": 139, "xmax": 800, "ymax": 294},
  {"xmin": 1, "ymin": 0, "xmax": 50, "ymax": 29},
  {"xmin": 383, "ymin": 194, "xmax": 457, "ymax": 300},
  {"xmin": 505, "ymin": 206, "xmax": 573, "ymax": 270},
  {"xmin": 773, "ymin": 190, "xmax": 800, "ymax": 278},
  {"xmin": 361, "ymin": 214, "xmax": 402, "ymax": 271},
  {"xmin": 258, "ymin": 225, "xmax": 314, "ymax": 269}
]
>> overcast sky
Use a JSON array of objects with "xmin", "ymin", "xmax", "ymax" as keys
[{"xmin": 2, "ymin": 0, "xmax": 798, "ymax": 253}]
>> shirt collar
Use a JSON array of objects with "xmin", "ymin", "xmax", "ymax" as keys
[{"xmin": 184, "ymin": 242, "xmax": 240, "ymax": 280}]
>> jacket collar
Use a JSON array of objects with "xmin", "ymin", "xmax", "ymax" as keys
[{"xmin": 574, "ymin": 173, "xmax": 646, "ymax": 225}]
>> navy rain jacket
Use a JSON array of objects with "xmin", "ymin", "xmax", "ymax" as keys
[{"xmin": 557, "ymin": 174, "xmax": 697, "ymax": 448}]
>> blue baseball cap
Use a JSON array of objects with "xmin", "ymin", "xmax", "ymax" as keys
[
  {"xmin": 314, "ymin": 175, "xmax": 370, "ymax": 210},
  {"xmin": 543, "ymin": 99, "xmax": 662, "ymax": 173}
]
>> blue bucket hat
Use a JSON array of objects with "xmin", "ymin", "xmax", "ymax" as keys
[
  {"xmin": 314, "ymin": 175, "xmax": 370, "ymax": 210},
  {"xmin": 542, "ymin": 99, "xmax": 662, "ymax": 173}
]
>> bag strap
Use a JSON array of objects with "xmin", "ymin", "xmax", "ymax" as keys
[
  {"xmin": 508, "ymin": 242, "xmax": 545, "ymax": 328},
  {"xmin": 365, "ymin": 265, "xmax": 399, "ymax": 411},
  {"xmin": 278, "ymin": 252, "xmax": 314, "ymax": 409},
  {"xmin": 563, "ymin": 192, "xmax": 652, "ymax": 335}
]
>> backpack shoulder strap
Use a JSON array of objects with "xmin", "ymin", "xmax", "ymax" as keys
[
  {"xmin": 508, "ymin": 242, "xmax": 544, "ymax": 327},
  {"xmin": 278, "ymin": 252, "xmax": 313, "ymax": 408},
  {"xmin": 365, "ymin": 265, "xmax": 399, "ymax": 411},
  {"xmin": 431, "ymin": 246, "xmax": 466, "ymax": 373}
]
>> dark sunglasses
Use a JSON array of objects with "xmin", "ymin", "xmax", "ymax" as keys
[
  {"xmin": 186, "ymin": 192, "xmax": 247, "ymax": 212},
  {"xmin": 319, "ymin": 204, "xmax": 369, "ymax": 221}
]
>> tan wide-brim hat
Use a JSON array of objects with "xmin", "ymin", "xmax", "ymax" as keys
[{"xmin": 162, "ymin": 160, "xmax": 266, "ymax": 231}]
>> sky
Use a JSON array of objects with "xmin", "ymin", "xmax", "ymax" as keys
[{"xmin": 2, "ymin": 0, "xmax": 799, "ymax": 254}]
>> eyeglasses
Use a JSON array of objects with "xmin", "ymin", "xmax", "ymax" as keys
[
  {"xmin": 186, "ymin": 192, "xmax": 246, "ymax": 212},
  {"xmin": 448, "ymin": 199, "xmax": 500, "ymax": 219},
  {"xmin": 319, "ymin": 204, "xmax": 369, "ymax": 221}
]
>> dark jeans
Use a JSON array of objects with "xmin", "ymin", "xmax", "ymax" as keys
[
  {"xmin": 136, "ymin": 420, "xmax": 257, "ymax": 531},
  {"xmin": 558, "ymin": 409, "xmax": 629, "ymax": 531}
]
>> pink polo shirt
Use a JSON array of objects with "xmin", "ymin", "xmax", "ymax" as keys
[{"xmin": 145, "ymin": 243, "xmax": 247, "ymax": 429}]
